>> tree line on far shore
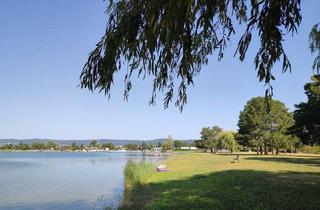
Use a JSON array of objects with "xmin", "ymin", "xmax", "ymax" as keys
[
  {"xmin": 0, "ymin": 138, "xmax": 193, "ymax": 152},
  {"xmin": 0, "ymin": 141, "xmax": 117, "ymax": 151}
]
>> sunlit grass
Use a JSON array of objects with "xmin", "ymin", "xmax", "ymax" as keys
[{"xmin": 120, "ymin": 153, "xmax": 320, "ymax": 209}]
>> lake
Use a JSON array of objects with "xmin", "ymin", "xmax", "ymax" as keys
[{"xmin": 0, "ymin": 151, "xmax": 161, "ymax": 210}]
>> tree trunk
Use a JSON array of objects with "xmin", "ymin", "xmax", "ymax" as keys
[
  {"xmin": 276, "ymin": 148, "xmax": 279, "ymax": 155},
  {"xmin": 264, "ymin": 145, "xmax": 268, "ymax": 155},
  {"xmin": 210, "ymin": 148, "xmax": 213, "ymax": 153}
]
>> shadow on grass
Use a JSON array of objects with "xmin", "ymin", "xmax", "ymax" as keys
[
  {"xmin": 120, "ymin": 170, "xmax": 320, "ymax": 210},
  {"xmin": 215, "ymin": 153, "xmax": 320, "ymax": 158},
  {"xmin": 212, "ymin": 152, "xmax": 320, "ymax": 158},
  {"xmin": 246, "ymin": 156, "xmax": 320, "ymax": 167},
  {"xmin": 212, "ymin": 153, "xmax": 249, "ymax": 156}
]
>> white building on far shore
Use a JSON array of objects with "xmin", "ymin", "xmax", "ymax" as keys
[{"xmin": 181, "ymin": 146, "xmax": 197, "ymax": 150}]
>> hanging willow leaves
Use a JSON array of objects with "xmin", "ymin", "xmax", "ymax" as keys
[
  {"xmin": 80, "ymin": 0, "xmax": 302, "ymax": 111},
  {"xmin": 309, "ymin": 23, "xmax": 320, "ymax": 73}
]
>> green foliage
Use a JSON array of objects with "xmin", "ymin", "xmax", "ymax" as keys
[
  {"xmin": 102, "ymin": 143, "xmax": 115, "ymax": 150},
  {"xmin": 197, "ymin": 126, "xmax": 222, "ymax": 152},
  {"xmin": 126, "ymin": 143, "xmax": 139, "ymax": 151},
  {"xmin": 71, "ymin": 142, "xmax": 78, "ymax": 150},
  {"xmin": 89, "ymin": 140, "xmax": 98, "ymax": 147},
  {"xmin": 146, "ymin": 143, "xmax": 154, "ymax": 150},
  {"xmin": 140, "ymin": 142, "xmax": 154, "ymax": 150},
  {"xmin": 218, "ymin": 131, "xmax": 239, "ymax": 153},
  {"xmin": 162, "ymin": 135, "xmax": 174, "ymax": 152},
  {"xmin": 292, "ymin": 75, "xmax": 320, "ymax": 145},
  {"xmin": 0, "ymin": 142, "xmax": 62, "ymax": 151},
  {"xmin": 309, "ymin": 23, "xmax": 320, "ymax": 72},
  {"xmin": 173, "ymin": 140, "xmax": 183, "ymax": 149},
  {"xmin": 300, "ymin": 145, "xmax": 320, "ymax": 154},
  {"xmin": 17, "ymin": 142, "xmax": 30, "ymax": 150},
  {"xmin": 196, "ymin": 128, "xmax": 239, "ymax": 152},
  {"xmin": 1, "ymin": 144, "xmax": 14, "ymax": 150},
  {"xmin": 269, "ymin": 133, "xmax": 300, "ymax": 154},
  {"xmin": 237, "ymin": 97, "xmax": 296, "ymax": 154},
  {"xmin": 123, "ymin": 160, "xmax": 156, "ymax": 188},
  {"xmin": 173, "ymin": 140, "xmax": 189, "ymax": 149},
  {"xmin": 141, "ymin": 141, "xmax": 147, "ymax": 151},
  {"xmin": 47, "ymin": 141, "xmax": 59, "ymax": 150},
  {"xmin": 79, "ymin": 144, "xmax": 86, "ymax": 150},
  {"xmin": 81, "ymin": 0, "xmax": 302, "ymax": 110},
  {"xmin": 31, "ymin": 142, "xmax": 48, "ymax": 150},
  {"xmin": 2, "ymin": 144, "xmax": 9, "ymax": 150}
]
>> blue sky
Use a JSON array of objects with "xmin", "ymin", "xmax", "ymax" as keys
[{"xmin": 0, "ymin": 0, "xmax": 319, "ymax": 140}]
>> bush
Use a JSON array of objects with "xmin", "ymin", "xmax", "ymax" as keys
[
  {"xmin": 300, "ymin": 145, "xmax": 320, "ymax": 154},
  {"xmin": 123, "ymin": 161, "xmax": 156, "ymax": 188}
]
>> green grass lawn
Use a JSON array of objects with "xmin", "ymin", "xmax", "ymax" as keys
[{"xmin": 120, "ymin": 153, "xmax": 320, "ymax": 210}]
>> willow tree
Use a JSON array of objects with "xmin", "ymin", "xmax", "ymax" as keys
[
  {"xmin": 80, "ymin": 0, "xmax": 302, "ymax": 110},
  {"xmin": 219, "ymin": 131, "xmax": 239, "ymax": 153},
  {"xmin": 309, "ymin": 23, "xmax": 320, "ymax": 73}
]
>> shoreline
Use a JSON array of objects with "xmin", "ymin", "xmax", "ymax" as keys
[{"xmin": 0, "ymin": 149, "xmax": 143, "ymax": 153}]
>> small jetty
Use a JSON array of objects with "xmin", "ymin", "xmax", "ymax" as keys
[{"xmin": 143, "ymin": 150, "xmax": 173, "ymax": 156}]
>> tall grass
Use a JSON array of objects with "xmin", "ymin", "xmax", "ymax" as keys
[{"xmin": 123, "ymin": 160, "xmax": 156, "ymax": 188}]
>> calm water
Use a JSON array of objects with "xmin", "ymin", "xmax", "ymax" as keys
[{"xmin": 0, "ymin": 151, "xmax": 160, "ymax": 210}]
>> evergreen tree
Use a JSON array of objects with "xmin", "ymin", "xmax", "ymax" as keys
[{"xmin": 292, "ymin": 75, "xmax": 320, "ymax": 145}]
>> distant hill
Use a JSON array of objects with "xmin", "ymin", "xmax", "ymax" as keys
[{"xmin": 0, "ymin": 138, "xmax": 196, "ymax": 146}]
